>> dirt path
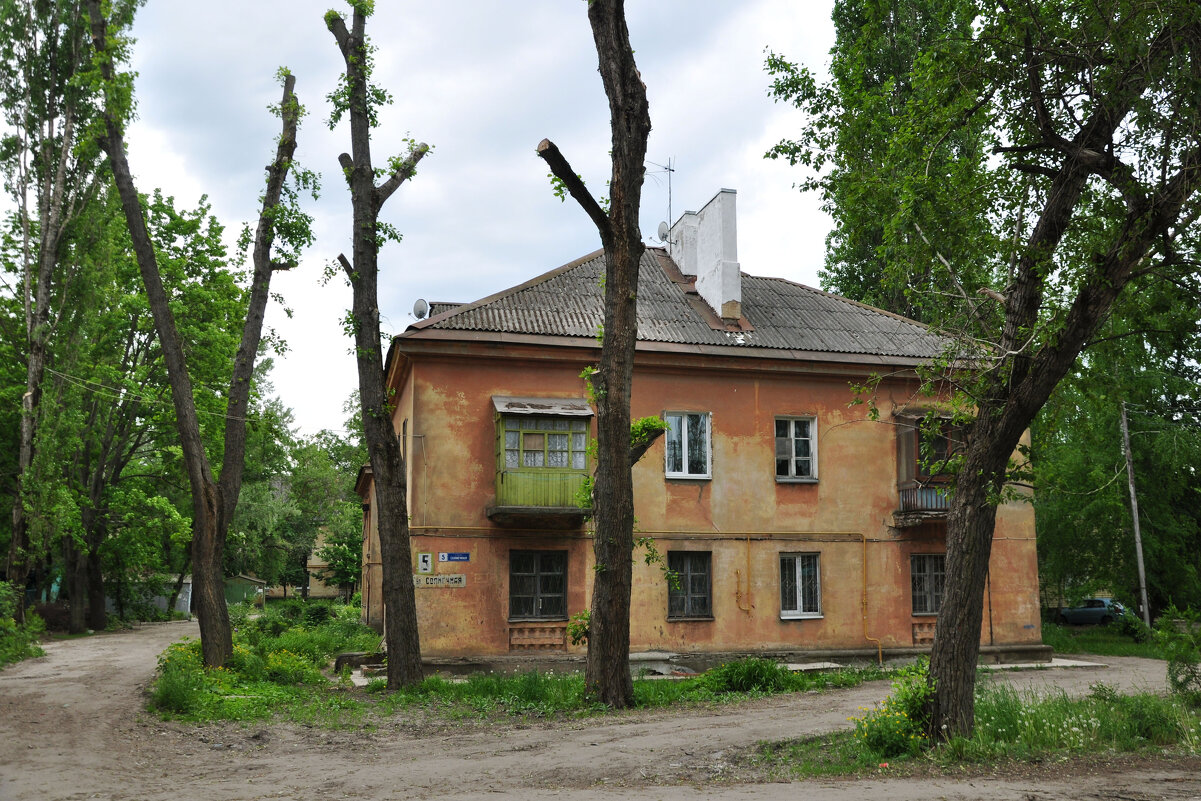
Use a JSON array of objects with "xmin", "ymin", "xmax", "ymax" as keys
[{"xmin": 1, "ymin": 622, "xmax": 1198, "ymax": 801}]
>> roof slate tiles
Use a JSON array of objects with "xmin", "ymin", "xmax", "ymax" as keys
[{"xmin": 411, "ymin": 248, "xmax": 945, "ymax": 360}]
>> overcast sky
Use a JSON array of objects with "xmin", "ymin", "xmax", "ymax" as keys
[{"xmin": 123, "ymin": 1, "xmax": 837, "ymax": 437}]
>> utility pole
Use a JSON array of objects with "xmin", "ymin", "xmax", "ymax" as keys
[{"xmin": 1119, "ymin": 402, "xmax": 1152, "ymax": 627}]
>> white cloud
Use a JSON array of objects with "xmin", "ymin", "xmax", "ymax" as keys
[{"xmin": 123, "ymin": 1, "xmax": 837, "ymax": 437}]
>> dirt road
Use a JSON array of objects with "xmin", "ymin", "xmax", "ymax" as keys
[{"xmin": 1, "ymin": 621, "xmax": 1198, "ymax": 801}]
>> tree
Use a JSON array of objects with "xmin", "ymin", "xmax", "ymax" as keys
[
  {"xmin": 0, "ymin": 0, "xmax": 132, "ymax": 623},
  {"xmin": 88, "ymin": 1, "xmax": 315, "ymax": 666},
  {"xmin": 325, "ymin": 1, "xmax": 427, "ymax": 690},
  {"xmin": 313, "ymin": 502, "xmax": 364, "ymax": 599},
  {"xmin": 1035, "ymin": 276, "xmax": 1201, "ymax": 614},
  {"xmin": 769, "ymin": 1, "xmax": 1201, "ymax": 736},
  {"xmin": 536, "ymin": 0, "xmax": 650, "ymax": 707}
]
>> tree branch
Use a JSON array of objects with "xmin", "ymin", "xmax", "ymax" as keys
[
  {"xmin": 375, "ymin": 143, "xmax": 430, "ymax": 207},
  {"xmin": 325, "ymin": 12, "xmax": 350, "ymax": 57},
  {"xmin": 536, "ymin": 138, "xmax": 611, "ymax": 239},
  {"xmin": 337, "ymin": 253, "xmax": 353, "ymax": 279}
]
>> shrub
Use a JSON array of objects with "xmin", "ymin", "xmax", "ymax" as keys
[
  {"xmin": 849, "ymin": 659, "xmax": 932, "ymax": 758},
  {"xmin": 266, "ymin": 648, "xmax": 323, "ymax": 684},
  {"xmin": 0, "ymin": 582, "xmax": 45, "ymax": 667},
  {"xmin": 1156, "ymin": 607, "xmax": 1201, "ymax": 707},
  {"xmin": 1116, "ymin": 610, "xmax": 1153, "ymax": 643},
  {"xmin": 302, "ymin": 603, "xmax": 332, "ymax": 626},
  {"xmin": 704, "ymin": 657, "xmax": 791, "ymax": 693}
]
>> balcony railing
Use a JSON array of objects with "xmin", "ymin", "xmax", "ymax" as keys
[
  {"xmin": 898, "ymin": 484, "xmax": 951, "ymax": 513},
  {"xmin": 495, "ymin": 469, "xmax": 588, "ymax": 508}
]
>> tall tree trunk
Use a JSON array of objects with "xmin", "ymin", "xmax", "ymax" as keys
[
  {"xmin": 64, "ymin": 535, "xmax": 86, "ymax": 634},
  {"xmin": 89, "ymin": 1, "xmax": 308, "ymax": 666},
  {"xmin": 326, "ymin": 7, "xmax": 427, "ymax": 690},
  {"xmin": 85, "ymin": 532, "xmax": 106, "ymax": 630},
  {"xmin": 537, "ymin": 0, "xmax": 650, "ymax": 708}
]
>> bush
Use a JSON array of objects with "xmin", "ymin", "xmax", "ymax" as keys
[
  {"xmin": 1156, "ymin": 607, "xmax": 1201, "ymax": 707},
  {"xmin": 266, "ymin": 649, "xmax": 324, "ymax": 684},
  {"xmin": 1116, "ymin": 610, "xmax": 1153, "ymax": 643},
  {"xmin": 850, "ymin": 659, "xmax": 932, "ymax": 758},
  {"xmin": 703, "ymin": 658, "xmax": 791, "ymax": 693},
  {"xmin": 0, "ymin": 581, "xmax": 45, "ymax": 667}
]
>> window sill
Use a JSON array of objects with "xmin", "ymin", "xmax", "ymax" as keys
[
  {"xmin": 665, "ymin": 474, "xmax": 712, "ymax": 482},
  {"xmin": 780, "ymin": 613, "xmax": 823, "ymax": 620},
  {"xmin": 911, "ymin": 612, "xmax": 939, "ymax": 617},
  {"xmin": 508, "ymin": 617, "xmax": 569, "ymax": 623},
  {"xmin": 667, "ymin": 616, "xmax": 714, "ymax": 622},
  {"xmin": 776, "ymin": 477, "xmax": 818, "ymax": 484}
]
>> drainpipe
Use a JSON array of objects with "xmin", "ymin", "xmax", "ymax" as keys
[
  {"xmin": 735, "ymin": 535, "xmax": 753, "ymax": 613},
  {"xmin": 861, "ymin": 533, "xmax": 883, "ymax": 665}
]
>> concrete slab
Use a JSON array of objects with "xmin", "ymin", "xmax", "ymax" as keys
[
  {"xmin": 980, "ymin": 657, "xmax": 1106, "ymax": 671},
  {"xmin": 783, "ymin": 661, "xmax": 845, "ymax": 672}
]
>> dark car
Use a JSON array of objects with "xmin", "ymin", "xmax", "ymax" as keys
[{"xmin": 1057, "ymin": 598, "xmax": 1125, "ymax": 625}]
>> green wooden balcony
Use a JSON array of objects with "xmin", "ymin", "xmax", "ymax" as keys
[{"xmin": 487, "ymin": 469, "xmax": 590, "ymax": 530}]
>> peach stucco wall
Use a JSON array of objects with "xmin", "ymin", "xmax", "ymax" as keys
[{"xmin": 361, "ymin": 343, "xmax": 1041, "ymax": 657}]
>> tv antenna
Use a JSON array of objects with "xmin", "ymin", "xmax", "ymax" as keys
[{"xmin": 647, "ymin": 157, "xmax": 675, "ymax": 251}]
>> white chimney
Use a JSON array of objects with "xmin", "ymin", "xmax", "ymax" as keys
[{"xmin": 668, "ymin": 188, "xmax": 741, "ymax": 320}]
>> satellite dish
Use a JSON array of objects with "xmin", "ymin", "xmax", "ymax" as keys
[
  {"xmin": 657, "ymin": 221, "xmax": 670, "ymax": 242},
  {"xmin": 413, "ymin": 298, "xmax": 430, "ymax": 320}
]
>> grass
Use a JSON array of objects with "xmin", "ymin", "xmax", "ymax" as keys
[
  {"xmin": 1041, "ymin": 621, "xmax": 1165, "ymax": 659},
  {"xmin": 369, "ymin": 659, "xmax": 890, "ymax": 720},
  {"xmin": 756, "ymin": 677, "xmax": 1201, "ymax": 778},
  {"xmin": 152, "ymin": 616, "xmax": 891, "ymax": 725},
  {"xmin": 150, "ymin": 601, "xmax": 379, "ymax": 724}
]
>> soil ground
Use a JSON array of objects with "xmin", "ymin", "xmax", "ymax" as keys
[{"xmin": 2, "ymin": 620, "xmax": 1199, "ymax": 801}]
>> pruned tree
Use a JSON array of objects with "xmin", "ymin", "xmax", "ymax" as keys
[
  {"xmin": 324, "ymin": 1, "xmax": 427, "ymax": 690},
  {"xmin": 536, "ymin": 0, "xmax": 651, "ymax": 707},
  {"xmin": 88, "ymin": 1, "xmax": 316, "ymax": 666},
  {"xmin": 769, "ymin": 0, "xmax": 1201, "ymax": 737}
]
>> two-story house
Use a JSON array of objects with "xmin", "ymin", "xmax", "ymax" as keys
[{"xmin": 357, "ymin": 189, "xmax": 1045, "ymax": 662}]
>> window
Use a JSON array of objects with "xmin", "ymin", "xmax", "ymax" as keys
[
  {"xmin": 775, "ymin": 417, "xmax": 817, "ymax": 480},
  {"xmin": 503, "ymin": 416, "xmax": 588, "ymax": 470},
  {"xmin": 667, "ymin": 552, "xmax": 712, "ymax": 619},
  {"xmin": 911, "ymin": 554, "xmax": 945, "ymax": 615},
  {"xmin": 916, "ymin": 423, "xmax": 961, "ymax": 481},
  {"xmin": 665, "ymin": 412, "xmax": 710, "ymax": 478},
  {"xmin": 780, "ymin": 553, "xmax": 821, "ymax": 618},
  {"xmin": 509, "ymin": 550, "xmax": 567, "ymax": 620}
]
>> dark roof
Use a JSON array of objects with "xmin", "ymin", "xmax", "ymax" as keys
[{"xmin": 407, "ymin": 247, "xmax": 945, "ymax": 360}]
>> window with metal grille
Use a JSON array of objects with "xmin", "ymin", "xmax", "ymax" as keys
[
  {"xmin": 509, "ymin": 550, "xmax": 567, "ymax": 620},
  {"xmin": 911, "ymin": 553, "xmax": 946, "ymax": 614},
  {"xmin": 780, "ymin": 553, "xmax": 821, "ymax": 618},
  {"xmin": 667, "ymin": 551, "xmax": 712, "ymax": 619},
  {"xmin": 775, "ymin": 417, "xmax": 817, "ymax": 480}
]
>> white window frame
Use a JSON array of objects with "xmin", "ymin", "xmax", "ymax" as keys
[
  {"xmin": 664, "ymin": 411, "xmax": 711, "ymax": 479},
  {"xmin": 779, "ymin": 552, "xmax": 822, "ymax": 619},
  {"xmin": 775, "ymin": 416, "xmax": 818, "ymax": 482}
]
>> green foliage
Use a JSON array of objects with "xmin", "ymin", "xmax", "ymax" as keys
[
  {"xmin": 1156, "ymin": 607, "xmax": 1201, "ymax": 707},
  {"xmin": 1041, "ymin": 621, "xmax": 1165, "ymax": 659},
  {"xmin": 566, "ymin": 609, "xmax": 590, "ymax": 646},
  {"xmin": 848, "ymin": 659, "xmax": 932, "ymax": 757},
  {"xmin": 0, "ymin": 581, "xmax": 45, "ymax": 667},
  {"xmin": 702, "ymin": 657, "xmax": 790, "ymax": 693},
  {"xmin": 760, "ymin": 683, "xmax": 1201, "ymax": 776},
  {"xmin": 149, "ymin": 601, "xmax": 380, "ymax": 721}
]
